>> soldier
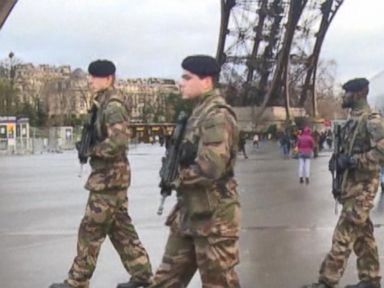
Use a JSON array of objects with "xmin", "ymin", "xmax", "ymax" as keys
[
  {"xmin": 50, "ymin": 60, "xmax": 152, "ymax": 288},
  {"xmin": 149, "ymin": 55, "xmax": 241, "ymax": 287},
  {"xmin": 303, "ymin": 78, "xmax": 384, "ymax": 288}
]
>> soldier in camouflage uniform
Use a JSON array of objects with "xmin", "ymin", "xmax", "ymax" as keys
[
  {"xmin": 303, "ymin": 78, "xmax": 384, "ymax": 288},
  {"xmin": 149, "ymin": 55, "xmax": 241, "ymax": 288},
  {"xmin": 50, "ymin": 60, "xmax": 152, "ymax": 288}
]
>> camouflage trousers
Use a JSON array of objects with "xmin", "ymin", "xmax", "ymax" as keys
[
  {"xmin": 150, "ymin": 229, "xmax": 240, "ymax": 288},
  {"xmin": 319, "ymin": 192, "xmax": 380, "ymax": 286},
  {"xmin": 66, "ymin": 189, "xmax": 152, "ymax": 288}
]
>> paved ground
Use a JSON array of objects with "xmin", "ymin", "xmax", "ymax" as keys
[{"xmin": 1, "ymin": 142, "xmax": 384, "ymax": 288}]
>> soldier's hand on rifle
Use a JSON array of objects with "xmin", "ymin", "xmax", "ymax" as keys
[
  {"xmin": 180, "ymin": 141, "xmax": 198, "ymax": 166},
  {"xmin": 75, "ymin": 141, "xmax": 91, "ymax": 164},
  {"xmin": 336, "ymin": 154, "xmax": 357, "ymax": 172}
]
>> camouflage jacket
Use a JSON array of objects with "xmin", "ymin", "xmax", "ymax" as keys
[
  {"xmin": 169, "ymin": 89, "xmax": 241, "ymax": 237},
  {"xmin": 340, "ymin": 104, "xmax": 384, "ymax": 199},
  {"xmin": 85, "ymin": 87, "xmax": 131, "ymax": 192}
]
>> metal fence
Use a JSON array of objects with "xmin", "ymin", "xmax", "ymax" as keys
[
  {"xmin": 0, "ymin": 127, "xmax": 78, "ymax": 155},
  {"xmin": 0, "ymin": 126, "xmax": 140, "ymax": 155}
]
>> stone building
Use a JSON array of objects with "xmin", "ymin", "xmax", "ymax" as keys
[
  {"xmin": 13, "ymin": 63, "xmax": 89, "ymax": 124},
  {"xmin": 117, "ymin": 77, "xmax": 178, "ymax": 123},
  {"xmin": 12, "ymin": 63, "xmax": 178, "ymax": 124},
  {"xmin": 233, "ymin": 106, "xmax": 307, "ymax": 132}
]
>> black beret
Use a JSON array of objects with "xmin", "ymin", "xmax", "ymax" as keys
[
  {"xmin": 342, "ymin": 78, "xmax": 369, "ymax": 92},
  {"xmin": 181, "ymin": 55, "xmax": 220, "ymax": 76},
  {"xmin": 88, "ymin": 60, "xmax": 116, "ymax": 77}
]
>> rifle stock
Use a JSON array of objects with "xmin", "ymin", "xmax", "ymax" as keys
[{"xmin": 157, "ymin": 111, "xmax": 188, "ymax": 215}]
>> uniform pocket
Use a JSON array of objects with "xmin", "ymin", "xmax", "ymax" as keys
[
  {"xmin": 185, "ymin": 187, "xmax": 220, "ymax": 220},
  {"xmin": 196, "ymin": 235, "xmax": 240, "ymax": 271}
]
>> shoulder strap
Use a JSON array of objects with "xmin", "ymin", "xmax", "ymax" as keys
[
  {"xmin": 206, "ymin": 103, "xmax": 237, "ymax": 121},
  {"xmin": 347, "ymin": 113, "xmax": 369, "ymax": 154},
  {"xmin": 205, "ymin": 102, "xmax": 238, "ymax": 181},
  {"xmin": 105, "ymin": 96, "xmax": 130, "ymax": 115}
]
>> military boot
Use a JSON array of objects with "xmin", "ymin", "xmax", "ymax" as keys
[
  {"xmin": 302, "ymin": 282, "xmax": 333, "ymax": 288},
  {"xmin": 345, "ymin": 280, "xmax": 381, "ymax": 288},
  {"xmin": 116, "ymin": 279, "xmax": 151, "ymax": 288},
  {"xmin": 49, "ymin": 282, "xmax": 73, "ymax": 288}
]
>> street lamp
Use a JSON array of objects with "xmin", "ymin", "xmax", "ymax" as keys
[{"xmin": 8, "ymin": 51, "xmax": 15, "ymax": 87}]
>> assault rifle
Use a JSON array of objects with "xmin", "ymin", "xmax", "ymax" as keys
[
  {"xmin": 157, "ymin": 111, "xmax": 189, "ymax": 215},
  {"xmin": 330, "ymin": 124, "xmax": 342, "ymax": 203},
  {"xmin": 76, "ymin": 104, "xmax": 98, "ymax": 175}
]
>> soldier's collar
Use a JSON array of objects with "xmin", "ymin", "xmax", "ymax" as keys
[
  {"xmin": 350, "ymin": 102, "xmax": 370, "ymax": 117},
  {"xmin": 352, "ymin": 99, "xmax": 369, "ymax": 109},
  {"xmin": 197, "ymin": 89, "xmax": 218, "ymax": 104},
  {"xmin": 94, "ymin": 86, "xmax": 114, "ymax": 105}
]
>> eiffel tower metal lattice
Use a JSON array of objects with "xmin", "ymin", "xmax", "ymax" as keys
[{"xmin": 216, "ymin": 0, "xmax": 344, "ymax": 118}]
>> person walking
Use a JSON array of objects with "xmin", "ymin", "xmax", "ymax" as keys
[
  {"xmin": 253, "ymin": 133, "xmax": 260, "ymax": 149},
  {"xmin": 149, "ymin": 55, "xmax": 241, "ymax": 287},
  {"xmin": 280, "ymin": 132, "xmax": 291, "ymax": 159},
  {"xmin": 239, "ymin": 132, "xmax": 248, "ymax": 159},
  {"xmin": 325, "ymin": 129, "xmax": 333, "ymax": 149},
  {"xmin": 302, "ymin": 78, "xmax": 384, "ymax": 288},
  {"xmin": 297, "ymin": 127, "xmax": 314, "ymax": 184},
  {"xmin": 50, "ymin": 60, "xmax": 153, "ymax": 288},
  {"xmin": 312, "ymin": 129, "xmax": 320, "ymax": 158}
]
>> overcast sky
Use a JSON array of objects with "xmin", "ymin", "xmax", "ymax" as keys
[{"xmin": 0, "ymin": 0, "xmax": 383, "ymax": 84}]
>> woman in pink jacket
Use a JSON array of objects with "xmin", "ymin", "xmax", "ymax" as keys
[{"xmin": 296, "ymin": 127, "xmax": 315, "ymax": 184}]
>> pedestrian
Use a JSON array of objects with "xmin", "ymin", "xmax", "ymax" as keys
[
  {"xmin": 312, "ymin": 129, "xmax": 320, "ymax": 158},
  {"xmin": 239, "ymin": 132, "xmax": 248, "ymax": 159},
  {"xmin": 253, "ymin": 133, "xmax": 260, "ymax": 148},
  {"xmin": 319, "ymin": 131, "xmax": 326, "ymax": 151},
  {"xmin": 302, "ymin": 78, "xmax": 384, "ymax": 288},
  {"xmin": 297, "ymin": 127, "xmax": 314, "ymax": 184},
  {"xmin": 279, "ymin": 132, "xmax": 291, "ymax": 159},
  {"xmin": 159, "ymin": 134, "xmax": 165, "ymax": 147},
  {"xmin": 149, "ymin": 55, "xmax": 241, "ymax": 287},
  {"xmin": 50, "ymin": 60, "xmax": 152, "ymax": 288}
]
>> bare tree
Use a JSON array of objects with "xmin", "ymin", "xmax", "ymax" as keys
[
  {"xmin": 0, "ymin": 53, "xmax": 22, "ymax": 115},
  {"xmin": 315, "ymin": 59, "xmax": 346, "ymax": 120}
]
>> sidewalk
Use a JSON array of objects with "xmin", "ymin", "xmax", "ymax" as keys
[
  {"xmin": 238, "ymin": 142, "xmax": 384, "ymax": 287},
  {"xmin": 1, "ymin": 143, "xmax": 384, "ymax": 287}
]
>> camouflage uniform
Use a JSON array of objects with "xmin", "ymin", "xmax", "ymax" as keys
[
  {"xmin": 318, "ymin": 104, "xmax": 384, "ymax": 287},
  {"xmin": 66, "ymin": 87, "xmax": 152, "ymax": 288},
  {"xmin": 150, "ymin": 89, "xmax": 241, "ymax": 288}
]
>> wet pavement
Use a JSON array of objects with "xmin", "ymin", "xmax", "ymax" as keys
[{"xmin": 1, "ymin": 142, "xmax": 384, "ymax": 288}]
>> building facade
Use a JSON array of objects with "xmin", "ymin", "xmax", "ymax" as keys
[{"xmin": 10, "ymin": 63, "xmax": 178, "ymax": 124}]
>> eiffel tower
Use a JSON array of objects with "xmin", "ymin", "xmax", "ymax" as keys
[
  {"xmin": 0, "ymin": 0, "xmax": 18, "ymax": 30},
  {"xmin": 216, "ymin": 0, "xmax": 344, "ymax": 118}
]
